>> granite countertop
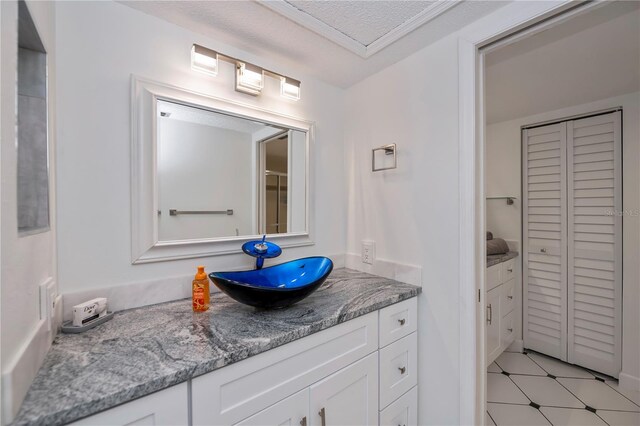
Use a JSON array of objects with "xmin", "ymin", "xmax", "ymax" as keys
[
  {"xmin": 12, "ymin": 268, "xmax": 421, "ymax": 426},
  {"xmin": 487, "ymin": 251, "xmax": 519, "ymax": 267}
]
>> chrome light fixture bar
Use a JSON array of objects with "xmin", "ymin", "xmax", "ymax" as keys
[{"xmin": 191, "ymin": 44, "xmax": 300, "ymax": 100}]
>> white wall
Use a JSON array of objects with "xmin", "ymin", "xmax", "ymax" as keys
[
  {"xmin": 55, "ymin": 1, "xmax": 346, "ymax": 297},
  {"xmin": 0, "ymin": 1, "xmax": 58, "ymax": 423},
  {"xmin": 486, "ymin": 91, "xmax": 640, "ymax": 388},
  {"xmin": 157, "ymin": 119, "xmax": 253, "ymax": 240},
  {"xmin": 345, "ymin": 33, "xmax": 462, "ymax": 424}
]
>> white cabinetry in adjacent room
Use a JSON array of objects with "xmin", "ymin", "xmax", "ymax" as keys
[
  {"xmin": 486, "ymin": 257, "xmax": 519, "ymax": 366},
  {"xmin": 486, "ymin": 285, "xmax": 502, "ymax": 363}
]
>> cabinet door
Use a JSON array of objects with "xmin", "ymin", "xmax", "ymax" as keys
[
  {"xmin": 69, "ymin": 383, "xmax": 188, "ymax": 426},
  {"xmin": 235, "ymin": 389, "xmax": 309, "ymax": 426},
  {"xmin": 566, "ymin": 112, "xmax": 622, "ymax": 377},
  {"xmin": 486, "ymin": 287, "xmax": 501, "ymax": 366},
  {"xmin": 309, "ymin": 352, "xmax": 378, "ymax": 426},
  {"xmin": 523, "ymin": 123, "xmax": 568, "ymax": 362},
  {"xmin": 379, "ymin": 386, "xmax": 418, "ymax": 426}
]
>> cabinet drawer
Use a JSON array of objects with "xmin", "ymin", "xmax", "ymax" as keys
[
  {"xmin": 502, "ymin": 258, "xmax": 516, "ymax": 283},
  {"xmin": 70, "ymin": 383, "xmax": 188, "ymax": 426},
  {"xmin": 379, "ymin": 386, "xmax": 418, "ymax": 426},
  {"xmin": 379, "ymin": 298, "xmax": 417, "ymax": 348},
  {"xmin": 192, "ymin": 312, "xmax": 378, "ymax": 425},
  {"xmin": 500, "ymin": 278, "xmax": 515, "ymax": 317},
  {"xmin": 486, "ymin": 264, "xmax": 502, "ymax": 291},
  {"xmin": 502, "ymin": 310, "xmax": 516, "ymax": 347},
  {"xmin": 379, "ymin": 332, "xmax": 418, "ymax": 410}
]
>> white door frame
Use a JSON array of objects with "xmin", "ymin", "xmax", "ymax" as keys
[{"xmin": 456, "ymin": 1, "xmax": 605, "ymax": 423}]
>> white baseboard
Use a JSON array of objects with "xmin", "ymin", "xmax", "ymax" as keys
[
  {"xmin": 619, "ymin": 372, "xmax": 640, "ymax": 392},
  {"xmin": 344, "ymin": 253, "xmax": 422, "ymax": 287},
  {"xmin": 508, "ymin": 339, "xmax": 524, "ymax": 353},
  {"xmin": 62, "ymin": 253, "xmax": 347, "ymax": 321}
]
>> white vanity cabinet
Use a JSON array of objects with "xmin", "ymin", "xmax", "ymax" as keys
[
  {"xmin": 192, "ymin": 297, "xmax": 418, "ymax": 426},
  {"xmin": 69, "ymin": 382, "xmax": 188, "ymax": 426},
  {"xmin": 486, "ymin": 256, "xmax": 519, "ymax": 367},
  {"xmin": 70, "ymin": 298, "xmax": 418, "ymax": 426}
]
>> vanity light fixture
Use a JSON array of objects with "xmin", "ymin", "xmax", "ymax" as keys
[
  {"xmin": 191, "ymin": 44, "xmax": 218, "ymax": 76},
  {"xmin": 235, "ymin": 62, "xmax": 264, "ymax": 96},
  {"xmin": 190, "ymin": 44, "xmax": 301, "ymax": 100},
  {"xmin": 280, "ymin": 76, "xmax": 301, "ymax": 101}
]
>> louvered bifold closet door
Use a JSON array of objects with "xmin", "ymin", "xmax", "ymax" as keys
[
  {"xmin": 567, "ymin": 112, "xmax": 622, "ymax": 377},
  {"xmin": 523, "ymin": 123, "xmax": 568, "ymax": 361}
]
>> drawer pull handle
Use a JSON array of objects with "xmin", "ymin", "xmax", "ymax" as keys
[
  {"xmin": 319, "ymin": 408, "xmax": 326, "ymax": 426},
  {"xmin": 398, "ymin": 318, "xmax": 406, "ymax": 326},
  {"xmin": 398, "ymin": 366, "xmax": 406, "ymax": 374},
  {"xmin": 541, "ymin": 248, "xmax": 547, "ymax": 253},
  {"xmin": 507, "ymin": 268, "xmax": 513, "ymax": 273},
  {"xmin": 507, "ymin": 295, "xmax": 513, "ymax": 300},
  {"xmin": 507, "ymin": 328, "xmax": 513, "ymax": 332},
  {"xmin": 300, "ymin": 416, "xmax": 307, "ymax": 426}
]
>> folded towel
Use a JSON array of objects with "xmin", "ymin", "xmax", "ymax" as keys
[
  {"xmin": 487, "ymin": 238, "xmax": 509, "ymax": 255},
  {"xmin": 487, "ymin": 231, "xmax": 493, "ymax": 241}
]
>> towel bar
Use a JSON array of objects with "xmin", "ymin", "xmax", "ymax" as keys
[{"xmin": 372, "ymin": 143, "xmax": 397, "ymax": 172}]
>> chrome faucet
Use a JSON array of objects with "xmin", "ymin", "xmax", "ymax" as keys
[{"xmin": 241, "ymin": 235, "xmax": 282, "ymax": 269}]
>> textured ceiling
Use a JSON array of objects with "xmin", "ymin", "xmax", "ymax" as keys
[
  {"xmin": 119, "ymin": 0, "xmax": 507, "ymax": 88},
  {"xmin": 157, "ymin": 100, "xmax": 277, "ymax": 135},
  {"xmin": 286, "ymin": 0, "xmax": 436, "ymax": 45},
  {"xmin": 485, "ymin": 1, "xmax": 640, "ymax": 124}
]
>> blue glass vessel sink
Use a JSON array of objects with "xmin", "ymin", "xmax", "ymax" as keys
[{"xmin": 209, "ymin": 256, "xmax": 334, "ymax": 309}]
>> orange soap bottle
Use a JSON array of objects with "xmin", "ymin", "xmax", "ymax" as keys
[{"xmin": 192, "ymin": 266, "xmax": 210, "ymax": 312}]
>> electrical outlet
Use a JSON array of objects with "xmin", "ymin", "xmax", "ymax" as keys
[
  {"xmin": 362, "ymin": 240, "xmax": 375, "ymax": 265},
  {"xmin": 47, "ymin": 280, "xmax": 56, "ymax": 320},
  {"xmin": 39, "ymin": 278, "xmax": 56, "ymax": 331}
]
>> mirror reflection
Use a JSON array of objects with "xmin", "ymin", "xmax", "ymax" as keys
[{"xmin": 156, "ymin": 100, "xmax": 307, "ymax": 241}]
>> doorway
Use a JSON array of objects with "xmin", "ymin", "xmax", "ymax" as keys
[
  {"xmin": 259, "ymin": 132, "xmax": 289, "ymax": 234},
  {"xmin": 480, "ymin": 2, "xmax": 639, "ymax": 424}
]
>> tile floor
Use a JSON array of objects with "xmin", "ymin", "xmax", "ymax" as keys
[{"xmin": 487, "ymin": 350, "xmax": 640, "ymax": 425}]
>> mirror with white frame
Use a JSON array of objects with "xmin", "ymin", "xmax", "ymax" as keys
[{"xmin": 131, "ymin": 77, "xmax": 313, "ymax": 263}]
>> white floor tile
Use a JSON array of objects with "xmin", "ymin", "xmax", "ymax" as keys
[
  {"xmin": 486, "ymin": 411, "xmax": 496, "ymax": 426},
  {"xmin": 526, "ymin": 352, "xmax": 594, "ymax": 379},
  {"xmin": 597, "ymin": 409, "xmax": 640, "ymax": 426},
  {"xmin": 488, "ymin": 362, "xmax": 501, "ymax": 373},
  {"xmin": 487, "ymin": 403, "xmax": 550, "ymax": 426},
  {"xmin": 487, "ymin": 373, "xmax": 530, "ymax": 405},
  {"xmin": 539, "ymin": 407, "xmax": 607, "ymax": 426},
  {"xmin": 605, "ymin": 379, "xmax": 640, "ymax": 406},
  {"xmin": 511, "ymin": 375, "xmax": 584, "ymax": 408},
  {"xmin": 558, "ymin": 378, "xmax": 640, "ymax": 412},
  {"xmin": 496, "ymin": 352, "xmax": 547, "ymax": 376}
]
